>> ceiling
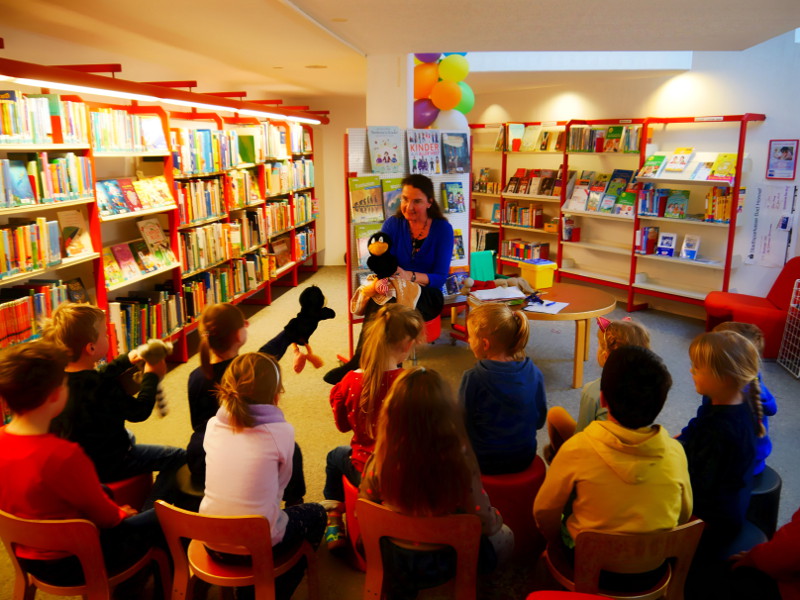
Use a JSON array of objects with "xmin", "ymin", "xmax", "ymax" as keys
[{"xmin": 1, "ymin": 0, "xmax": 799, "ymax": 105}]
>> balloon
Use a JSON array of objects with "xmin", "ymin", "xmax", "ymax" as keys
[
  {"xmin": 454, "ymin": 81, "xmax": 475, "ymax": 114},
  {"xmin": 414, "ymin": 98, "xmax": 439, "ymax": 129},
  {"xmin": 438, "ymin": 54, "xmax": 469, "ymax": 82},
  {"xmin": 414, "ymin": 53, "xmax": 441, "ymax": 63},
  {"xmin": 430, "ymin": 80, "xmax": 461, "ymax": 111},
  {"xmin": 413, "ymin": 62, "xmax": 439, "ymax": 100},
  {"xmin": 433, "ymin": 109, "xmax": 469, "ymax": 131},
  {"xmin": 443, "ymin": 52, "xmax": 467, "ymax": 56}
]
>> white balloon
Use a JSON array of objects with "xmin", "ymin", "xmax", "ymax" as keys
[{"xmin": 433, "ymin": 109, "xmax": 470, "ymax": 131}]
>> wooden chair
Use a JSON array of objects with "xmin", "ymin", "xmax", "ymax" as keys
[
  {"xmin": 154, "ymin": 500, "xmax": 319, "ymax": 600},
  {"xmin": 356, "ymin": 498, "xmax": 481, "ymax": 600},
  {"xmin": 342, "ymin": 475, "xmax": 367, "ymax": 572},
  {"xmin": 527, "ymin": 592, "xmax": 609, "ymax": 599},
  {"xmin": 544, "ymin": 519, "xmax": 705, "ymax": 600},
  {"xmin": 0, "ymin": 507, "xmax": 171, "ymax": 600}
]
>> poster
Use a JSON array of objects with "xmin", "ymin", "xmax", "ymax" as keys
[{"xmin": 746, "ymin": 185, "xmax": 797, "ymax": 267}]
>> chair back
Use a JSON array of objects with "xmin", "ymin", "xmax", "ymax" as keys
[
  {"xmin": 572, "ymin": 520, "xmax": 705, "ymax": 600},
  {"xmin": 767, "ymin": 256, "xmax": 800, "ymax": 309},
  {"xmin": 155, "ymin": 500, "xmax": 276, "ymax": 598},
  {"xmin": 356, "ymin": 498, "xmax": 482, "ymax": 600},
  {"xmin": 343, "ymin": 475, "xmax": 367, "ymax": 572}
]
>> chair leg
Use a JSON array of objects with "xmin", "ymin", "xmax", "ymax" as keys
[
  {"xmin": 151, "ymin": 548, "xmax": 173, "ymax": 600},
  {"xmin": 303, "ymin": 542, "xmax": 320, "ymax": 600}
]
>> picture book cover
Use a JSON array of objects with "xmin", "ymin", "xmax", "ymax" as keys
[
  {"xmin": 691, "ymin": 161, "xmax": 714, "ymax": 181},
  {"xmin": 565, "ymin": 180, "xmax": 591, "ymax": 212},
  {"xmin": 354, "ymin": 222, "xmax": 384, "ymax": 269},
  {"xmin": 656, "ymin": 232, "xmax": 677, "ymax": 257},
  {"xmin": 117, "ymin": 178, "xmax": 144, "ymax": 211},
  {"xmin": 99, "ymin": 180, "xmax": 130, "ymax": 214},
  {"xmin": 452, "ymin": 228, "xmax": 466, "ymax": 260},
  {"xmin": 111, "ymin": 243, "xmax": 142, "ymax": 280},
  {"xmin": 348, "ymin": 175, "xmax": 384, "ymax": 223},
  {"xmin": 381, "ymin": 177, "xmax": 403, "ymax": 216},
  {"xmin": 586, "ymin": 188, "xmax": 604, "ymax": 212},
  {"xmin": 518, "ymin": 125, "xmax": 541, "ymax": 152},
  {"xmin": 148, "ymin": 176, "xmax": 176, "ymax": 206},
  {"xmin": 707, "ymin": 153, "xmax": 738, "ymax": 182},
  {"xmin": 492, "ymin": 126, "xmax": 505, "ymax": 152},
  {"xmin": 367, "ymin": 126, "xmax": 403, "ymax": 174},
  {"xmin": 613, "ymin": 191, "xmax": 637, "ymax": 217},
  {"xmin": 64, "ymin": 277, "xmax": 90, "ymax": 303},
  {"xmin": 102, "ymin": 247, "xmax": 125, "ymax": 286},
  {"xmin": 637, "ymin": 154, "xmax": 667, "ymax": 179},
  {"xmin": 664, "ymin": 147, "xmax": 695, "ymax": 172},
  {"xmin": 603, "ymin": 126, "xmax": 624, "ymax": 152},
  {"xmin": 680, "ymin": 234, "xmax": 701, "ymax": 260},
  {"xmin": 506, "ymin": 123, "xmax": 525, "ymax": 151},
  {"xmin": 605, "ymin": 169, "xmax": 635, "ymax": 198},
  {"xmin": 663, "ymin": 190, "xmax": 690, "ymax": 218},
  {"xmin": 270, "ymin": 236, "xmax": 292, "ymax": 268},
  {"xmin": 139, "ymin": 115, "xmax": 168, "ymax": 152},
  {"xmin": 598, "ymin": 194, "xmax": 617, "ymax": 213},
  {"xmin": 441, "ymin": 132, "xmax": 470, "ymax": 174},
  {"xmin": 444, "ymin": 267, "xmax": 470, "ymax": 296},
  {"xmin": 129, "ymin": 239, "xmax": 159, "ymax": 273},
  {"xmin": 5, "ymin": 160, "xmax": 35, "ymax": 205},
  {"xmin": 94, "ymin": 180, "xmax": 117, "ymax": 217},
  {"xmin": 132, "ymin": 179, "xmax": 155, "ymax": 209},
  {"xmin": 407, "ymin": 129, "xmax": 441, "ymax": 175},
  {"xmin": 56, "ymin": 209, "xmax": 91, "ymax": 257},
  {"xmin": 441, "ymin": 181, "xmax": 466, "ymax": 213},
  {"xmin": 136, "ymin": 217, "xmax": 176, "ymax": 265}
]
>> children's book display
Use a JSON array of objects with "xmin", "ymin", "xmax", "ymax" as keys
[
  {"xmin": 663, "ymin": 190, "xmax": 690, "ymax": 218},
  {"xmin": 381, "ymin": 178, "xmax": 402, "ymax": 216},
  {"xmin": 348, "ymin": 175, "xmax": 384, "ymax": 223},
  {"xmin": 407, "ymin": 129, "xmax": 441, "ymax": 175},
  {"xmin": 367, "ymin": 126, "xmax": 403, "ymax": 174},
  {"xmin": 637, "ymin": 154, "xmax": 668, "ymax": 179},
  {"xmin": 354, "ymin": 222, "xmax": 384, "ymax": 269},
  {"xmin": 680, "ymin": 234, "xmax": 700, "ymax": 260},
  {"xmin": 708, "ymin": 153, "xmax": 737, "ymax": 182},
  {"xmin": 441, "ymin": 181, "xmax": 466, "ymax": 213},
  {"xmin": 441, "ymin": 132, "xmax": 470, "ymax": 174},
  {"xmin": 664, "ymin": 148, "xmax": 695, "ymax": 172},
  {"xmin": 452, "ymin": 229, "xmax": 466, "ymax": 260},
  {"xmin": 56, "ymin": 209, "xmax": 92, "ymax": 257},
  {"xmin": 136, "ymin": 218, "xmax": 176, "ymax": 265},
  {"xmin": 655, "ymin": 232, "xmax": 677, "ymax": 256}
]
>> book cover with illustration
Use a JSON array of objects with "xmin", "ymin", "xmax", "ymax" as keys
[
  {"xmin": 117, "ymin": 178, "xmax": 144, "ymax": 211},
  {"xmin": 681, "ymin": 234, "xmax": 701, "ymax": 260},
  {"xmin": 603, "ymin": 126, "xmax": 624, "ymax": 152},
  {"xmin": 348, "ymin": 175, "xmax": 384, "ymax": 223},
  {"xmin": 56, "ymin": 209, "xmax": 91, "ymax": 257},
  {"xmin": 663, "ymin": 190, "xmax": 690, "ymax": 218},
  {"xmin": 656, "ymin": 232, "xmax": 677, "ymax": 257},
  {"xmin": 136, "ymin": 218, "xmax": 176, "ymax": 265},
  {"xmin": 111, "ymin": 243, "xmax": 142, "ymax": 280},
  {"xmin": 441, "ymin": 181, "xmax": 466, "ymax": 213},
  {"xmin": 506, "ymin": 123, "xmax": 525, "ymax": 152},
  {"xmin": 707, "ymin": 153, "xmax": 737, "ymax": 182},
  {"xmin": 99, "ymin": 180, "xmax": 130, "ymax": 214},
  {"xmin": 441, "ymin": 132, "xmax": 470, "ymax": 174},
  {"xmin": 664, "ymin": 147, "xmax": 695, "ymax": 172},
  {"xmin": 637, "ymin": 154, "xmax": 667, "ymax": 179},
  {"xmin": 4, "ymin": 160, "xmax": 36, "ymax": 206},
  {"xmin": 565, "ymin": 179, "xmax": 591, "ymax": 211},
  {"xmin": 139, "ymin": 115, "xmax": 168, "ymax": 152},
  {"xmin": 444, "ymin": 266, "xmax": 470, "ymax": 296},
  {"xmin": 613, "ymin": 191, "xmax": 637, "ymax": 216},
  {"xmin": 354, "ymin": 222, "xmax": 384, "ymax": 269},
  {"xmin": 407, "ymin": 129, "xmax": 441, "ymax": 175},
  {"xmin": 452, "ymin": 229, "xmax": 466, "ymax": 260},
  {"xmin": 94, "ymin": 180, "xmax": 117, "ymax": 217},
  {"xmin": 64, "ymin": 277, "xmax": 90, "ymax": 303},
  {"xmin": 102, "ymin": 248, "xmax": 125, "ymax": 286},
  {"xmin": 518, "ymin": 125, "xmax": 541, "ymax": 152},
  {"xmin": 367, "ymin": 126, "xmax": 404, "ymax": 174},
  {"xmin": 129, "ymin": 239, "xmax": 159, "ymax": 273},
  {"xmin": 381, "ymin": 178, "xmax": 403, "ymax": 216}
]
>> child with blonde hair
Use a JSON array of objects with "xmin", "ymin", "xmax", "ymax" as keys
[
  {"xmin": 200, "ymin": 352, "xmax": 325, "ymax": 600},
  {"xmin": 43, "ymin": 303, "xmax": 185, "ymax": 504},
  {"xmin": 322, "ymin": 304, "xmax": 425, "ymax": 548},
  {"xmin": 360, "ymin": 367, "xmax": 513, "ymax": 598},
  {"xmin": 186, "ymin": 302, "xmax": 305, "ymax": 505},
  {"xmin": 458, "ymin": 302, "xmax": 546, "ymax": 474},
  {"xmin": 544, "ymin": 316, "xmax": 650, "ymax": 461}
]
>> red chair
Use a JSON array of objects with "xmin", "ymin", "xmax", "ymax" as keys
[
  {"xmin": 106, "ymin": 472, "xmax": 153, "ymax": 511},
  {"xmin": 704, "ymin": 256, "xmax": 800, "ymax": 358},
  {"xmin": 411, "ymin": 314, "xmax": 442, "ymax": 365},
  {"xmin": 342, "ymin": 475, "xmax": 367, "ymax": 572},
  {"xmin": 527, "ymin": 592, "xmax": 609, "ymax": 599},
  {"xmin": 480, "ymin": 455, "xmax": 547, "ymax": 558}
]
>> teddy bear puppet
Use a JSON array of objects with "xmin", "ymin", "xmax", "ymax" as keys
[{"xmin": 132, "ymin": 338, "xmax": 173, "ymax": 417}]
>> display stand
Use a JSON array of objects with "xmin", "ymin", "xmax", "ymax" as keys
[{"xmin": 778, "ymin": 279, "xmax": 800, "ymax": 378}]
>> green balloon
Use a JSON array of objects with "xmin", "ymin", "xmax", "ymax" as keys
[{"xmin": 455, "ymin": 81, "xmax": 475, "ymax": 114}]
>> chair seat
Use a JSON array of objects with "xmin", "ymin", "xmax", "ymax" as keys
[{"xmin": 188, "ymin": 538, "xmax": 311, "ymax": 585}]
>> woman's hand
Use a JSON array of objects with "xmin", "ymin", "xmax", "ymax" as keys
[{"xmin": 394, "ymin": 266, "xmax": 410, "ymax": 280}]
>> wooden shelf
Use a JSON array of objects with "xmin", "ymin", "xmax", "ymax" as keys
[
  {"xmin": 107, "ymin": 263, "xmax": 180, "ymax": 292},
  {"xmin": 503, "ymin": 224, "xmax": 557, "ymax": 235},
  {"xmin": 560, "ymin": 267, "xmax": 629, "ymax": 287},
  {"xmin": 564, "ymin": 211, "xmax": 634, "ymax": 222},
  {"xmin": 636, "ymin": 253, "xmax": 726, "ymax": 270},
  {"xmin": 100, "ymin": 205, "xmax": 177, "ymax": 223},
  {"xmin": 633, "ymin": 281, "xmax": 707, "ymax": 301},
  {"xmin": 637, "ymin": 215, "xmax": 731, "ymax": 228},
  {"xmin": 562, "ymin": 241, "xmax": 631, "ymax": 256},
  {"xmin": 0, "ymin": 196, "xmax": 94, "ymax": 216}
]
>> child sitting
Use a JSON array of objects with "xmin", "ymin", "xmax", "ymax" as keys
[
  {"xmin": 323, "ymin": 304, "xmax": 424, "ymax": 549},
  {"xmin": 360, "ymin": 367, "xmax": 514, "ymax": 599},
  {"xmin": 200, "ymin": 352, "xmax": 325, "ymax": 600},
  {"xmin": 43, "ymin": 303, "xmax": 185, "ymax": 506},
  {"xmin": 544, "ymin": 316, "xmax": 650, "ymax": 462},
  {"xmin": 534, "ymin": 346, "xmax": 691, "ymax": 556},
  {"xmin": 458, "ymin": 303, "xmax": 546, "ymax": 475},
  {"xmin": 0, "ymin": 341, "xmax": 161, "ymax": 586}
]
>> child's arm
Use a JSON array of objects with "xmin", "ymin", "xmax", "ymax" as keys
[
  {"xmin": 119, "ymin": 371, "xmax": 161, "ymax": 422},
  {"xmin": 534, "ymin": 366, "xmax": 547, "ymax": 430},
  {"xmin": 575, "ymin": 379, "xmax": 601, "ymax": 433},
  {"xmin": 734, "ymin": 506, "xmax": 800, "ymax": 577},
  {"xmin": 533, "ymin": 444, "xmax": 578, "ymax": 547},
  {"xmin": 96, "ymin": 352, "xmax": 136, "ymax": 378}
]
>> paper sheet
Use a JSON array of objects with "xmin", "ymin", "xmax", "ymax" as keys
[
  {"xmin": 524, "ymin": 301, "xmax": 569, "ymax": 314},
  {"xmin": 469, "ymin": 286, "xmax": 527, "ymax": 302}
]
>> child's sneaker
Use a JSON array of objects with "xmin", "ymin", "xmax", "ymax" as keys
[{"xmin": 325, "ymin": 512, "xmax": 346, "ymax": 550}]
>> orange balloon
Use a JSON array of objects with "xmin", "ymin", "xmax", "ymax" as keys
[
  {"xmin": 430, "ymin": 80, "xmax": 462, "ymax": 111},
  {"xmin": 414, "ymin": 63, "xmax": 439, "ymax": 100}
]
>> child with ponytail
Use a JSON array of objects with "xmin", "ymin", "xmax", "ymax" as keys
[
  {"xmin": 200, "ymin": 353, "xmax": 325, "ymax": 600},
  {"xmin": 322, "ymin": 304, "xmax": 425, "ymax": 548},
  {"xmin": 458, "ymin": 303, "xmax": 546, "ymax": 475}
]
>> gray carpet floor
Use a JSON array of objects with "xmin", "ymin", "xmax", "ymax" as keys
[{"xmin": 3, "ymin": 264, "xmax": 798, "ymax": 599}]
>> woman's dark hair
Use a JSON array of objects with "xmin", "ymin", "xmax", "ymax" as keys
[{"xmin": 397, "ymin": 174, "xmax": 445, "ymax": 220}]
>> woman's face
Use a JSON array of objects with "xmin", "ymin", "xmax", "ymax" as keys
[{"xmin": 400, "ymin": 185, "xmax": 432, "ymax": 224}]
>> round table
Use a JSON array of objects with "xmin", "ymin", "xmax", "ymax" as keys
[{"xmin": 523, "ymin": 282, "xmax": 616, "ymax": 388}]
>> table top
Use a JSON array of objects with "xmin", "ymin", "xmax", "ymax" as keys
[{"xmin": 523, "ymin": 282, "xmax": 617, "ymax": 322}]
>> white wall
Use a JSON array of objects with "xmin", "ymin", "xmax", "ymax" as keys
[{"xmin": 471, "ymin": 31, "xmax": 800, "ymax": 298}]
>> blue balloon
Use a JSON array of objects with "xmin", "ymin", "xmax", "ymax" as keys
[{"xmin": 443, "ymin": 52, "xmax": 467, "ymax": 56}]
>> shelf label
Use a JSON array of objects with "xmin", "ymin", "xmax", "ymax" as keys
[
  {"xmin": 619, "ymin": 120, "xmax": 633, "ymax": 124},
  {"xmin": 694, "ymin": 116, "xmax": 724, "ymax": 122}
]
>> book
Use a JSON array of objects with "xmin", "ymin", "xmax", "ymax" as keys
[
  {"xmin": 493, "ymin": 126, "xmax": 505, "ymax": 152},
  {"xmin": 271, "ymin": 236, "xmax": 292, "ymax": 267},
  {"xmin": 94, "ymin": 180, "xmax": 117, "ymax": 217},
  {"xmin": 637, "ymin": 154, "xmax": 667, "ymax": 179},
  {"xmin": 139, "ymin": 115, "xmax": 168, "ymax": 151},
  {"xmin": 381, "ymin": 177, "xmax": 403, "ymax": 216},
  {"xmin": 348, "ymin": 175, "xmax": 384, "ymax": 223},
  {"xmin": 441, "ymin": 132, "xmax": 470, "ymax": 174},
  {"xmin": 603, "ymin": 126, "xmax": 624, "ymax": 152},
  {"xmin": 136, "ymin": 217, "xmax": 175, "ymax": 265},
  {"xmin": 64, "ymin": 277, "xmax": 89, "ymax": 303},
  {"xmin": 452, "ymin": 229, "xmax": 466, "ymax": 260},
  {"xmin": 99, "ymin": 180, "xmax": 130, "ymax": 214},
  {"xmin": 129, "ymin": 239, "xmax": 159, "ymax": 273},
  {"xmin": 117, "ymin": 178, "xmax": 144, "ymax": 211},
  {"xmin": 664, "ymin": 147, "xmax": 695, "ymax": 172},
  {"xmin": 691, "ymin": 160, "xmax": 714, "ymax": 181},
  {"xmin": 5, "ymin": 160, "xmax": 35, "ymax": 205},
  {"xmin": 537, "ymin": 130, "xmax": 554, "ymax": 152},
  {"xmin": 635, "ymin": 226, "xmax": 660, "ymax": 255},
  {"xmin": 444, "ymin": 267, "xmax": 470, "ymax": 296},
  {"xmin": 491, "ymin": 203, "xmax": 501, "ymax": 223},
  {"xmin": 707, "ymin": 153, "xmax": 737, "ymax": 182},
  {"xmin": 354, "ymin": 222, "xmax": 384, "ymax": 269},
  {"xmin": 102, "ymin": 247, "xmax": 126, "ymax": 286},
  {"xmin": 519, "ymin": 125, "xmax": 541, "ymax": 152},
  {"xmin": 565, "ymin": 180, "xmax": 591, "ymax": 211},
  {"xmin": 601, "ymin": 169, "xmax": 634, "ymax": 208},
  {"xmin": 111, "ymin": 243, "xmax": 142, "ymax": 280},
  {"xmin": 680, "ymin": 234, "xmax": 701, "ymax": 260},
  {"xmin": 407, "ymin": 129, "xmax": 441, "ymax": 175},
  {"xmin": 663, "ymin": 190, "xmax": 690, "ymax": 218},
  {"xmin": 367, "ymin": 126, "xmax": 403, "ymax": 174},
  {"xmin": 441, "ymin": 181, "xmax": 466, "ymax": 213},
  {"xmin": 56, "ymin": 209, "xmax": 91, "ymax": 257},
  {"xmin": 613, "ymin": 191, "xmax": 637, "ymax": 216},
  {"xmin": 506, "ymin": 123, "xmax": 525, "ymax": 152},
  {"xmin": 598, "ymin": 194, "xmax": 617, "ymax": 213},
  {"xmin": 656, "ymin": 232, "xmax": 677, "ymax": 256}
]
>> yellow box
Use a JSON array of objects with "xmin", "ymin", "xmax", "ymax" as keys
[{"xmin": 520, "ymin": 259, "xmax": 557, "ymax": 289}]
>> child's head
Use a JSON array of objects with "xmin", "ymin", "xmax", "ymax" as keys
[
  {"xmin": 360, "ymin": 304, "xmax": 425, "ymax": 433},
  {"xmin": 373, "ymin": 367, "xmax": 471, "ymax": 516},
  {"xmin": 689, "ymin": 331, "xmax": 765, "ymax": 436},
  {"xmin": 216, "ymin": 352, "xmax": 283, "ymax": 432},
  {"xmin": 41, "ymin": 303, "xmax": 107, "ymax": 363},
  {"xmin": 713, "ymin": 322, "xmax": 765, "ymax": 356},
  {"xmin": 600, "ymin": 345, "xmax": 672, "ymax": 429},
  {"xmin": 0, "ymin": 341, "xmax": 69, "ymax": 415},
  {"xmin": 467, "ymin": 303, "xmax": 529, "ymax": 360},
  {"xmin": 596, "ymin": 316, "xmax": 650, "ymax": 367},
  {"xmin": 199, "ymin": 303, "xmax": 247, "ymax": 379}
]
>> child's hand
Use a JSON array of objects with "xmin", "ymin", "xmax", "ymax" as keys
[
  {"xmin": 121, "ymin": 505, "xmax": 138, "ymax": 517},
  {"xmin": 144, "ymin": 359, "xmax": 167, "ymax": 379},
  {"xmin": 128, "ymin": 349, "xmax": 143, "ymax": 365}
]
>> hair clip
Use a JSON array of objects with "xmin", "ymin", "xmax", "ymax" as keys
[{"xmin": 596, "ymin": 315, "xmax": 631, "ymax": 332}]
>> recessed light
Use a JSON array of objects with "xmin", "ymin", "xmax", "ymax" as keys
[
  {"xmin": 331, "ymin": 17, "xmax": 347, "ymax": 22},
  {"xmin": 305, "ymin": 65, "xmax": 327, "ymax": 69},
  {"xmin": 273, "ymin": 66, "xmax": 284, "ymax": 69}
]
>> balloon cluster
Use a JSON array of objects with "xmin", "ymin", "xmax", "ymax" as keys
[{"xmin": 413, "ymin": 53, "xmax": 474, "ymax": 130}]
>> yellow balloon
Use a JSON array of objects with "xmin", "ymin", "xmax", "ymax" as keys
[
  {"xmin": 438, "ymin": 54, "xmax": 469, "ymax": 82},
  {"xmin": 430, "ymin": 80, "xmax": 462, "ymax": 111},
  {"xmin": 414, "ymin": 63, "xmax": 439, "ymax": 100}
]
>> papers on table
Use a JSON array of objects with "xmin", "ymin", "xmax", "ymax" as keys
[
  {"xmin": 469, "ymin": 286, "xmax": 527, "ymax": 302},
  {"xmin": 524, "ymin": 301, "xmax": 569, "ymax": 315}
]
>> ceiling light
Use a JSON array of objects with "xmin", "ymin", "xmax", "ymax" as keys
[{"xmin": 305, "ymin": 65, "xmax": 327, "ymax": 69}]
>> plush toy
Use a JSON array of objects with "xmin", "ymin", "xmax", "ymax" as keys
[
  {"xmin": 363, "ymin": 231, "xmax": 398, "ymax": 298},
  {"xmin": 261, "ymin": 285, "xmax": 336, "ymax": 373},
  {"xmin": 134, "ymin": 338, "xmax": 173, "ymax": 417}
]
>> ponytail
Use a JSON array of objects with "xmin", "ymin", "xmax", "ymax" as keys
[
  {"xmin": 746, "ymin": 375, "xmax": 766, "ymax": 438},
  {"xmin": 216, "ymin": 352, "xmax": 282, "ymax": 432},
  {"xmin": 467, "ymin": 303, "xmax": 529, "ymax": 360}
]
